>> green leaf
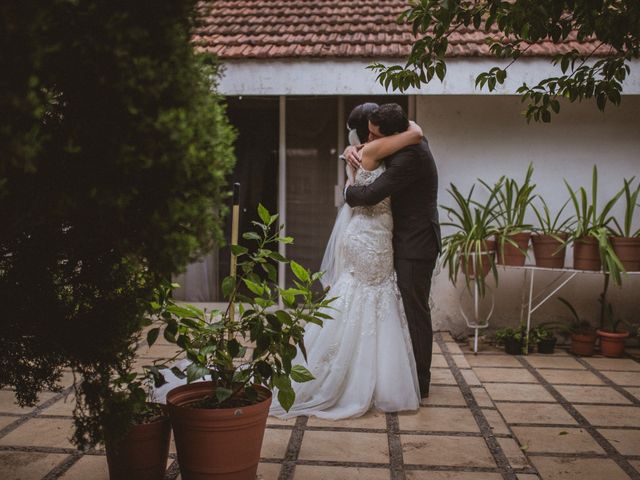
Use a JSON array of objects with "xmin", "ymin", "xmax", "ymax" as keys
[
  {"xmin": 290, "ymin": 261, "xmax": 310, "ymax": 282},
  {"xmin": 277, "ymin": 385, "xmax": 295, "ymax": 412},
  {"xmin": 146, "ymin": 327, "xmax": 160, "ymax": 347},
  {"xmin": 186, "ymin": 363, "xmax": 209, "ymax": 383},
  {"xmin": 216, "ymin": 387, "xmax": 233, "ymax": 403},
  {"xmin": 243, "ymin": 231, "xmax": 261, "ymax": 241},
  {"xmin": 230, "ymin": 244, "xmax": 248, "ymax": 256},
  {"xmin": 258, "ymin": 203, "xmax": 271, "ymax": 225},
  {"xmin": 222, "ymin": 276, "xmax": 236, "ymax": 299},
  {"xmin": 290, "ymin": 364, "xmax": 315, "ymax": 383},
  {"xmin": 243, "ymin": 278, "xmax": 264, "ymax": 296}
]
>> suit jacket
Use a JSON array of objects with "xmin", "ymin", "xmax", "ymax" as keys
[{"xmin": 345, "ymin": 137, "xmax": 441, "ymax": 260}]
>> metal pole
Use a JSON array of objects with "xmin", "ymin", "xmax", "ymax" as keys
[{"xmin": 229, "ymin": 183, "xmax": 240, "ymax": 332}]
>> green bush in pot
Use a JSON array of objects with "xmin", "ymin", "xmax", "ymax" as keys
[
  {"xmin": 148, "ymin": 205, "xmax": 335, "ymax": 479},
  {"xmin": 610, "ymin": 177, "xmax": 640, "ymax": 272}
]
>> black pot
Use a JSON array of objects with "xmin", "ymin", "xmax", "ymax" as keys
[
  {"xmin": 504, "ymin": 337, "xmax": 522, "ymax": 355},
  {"xmin": 537, "ymin": 337, "xmax": 557, "ymax": 354}
]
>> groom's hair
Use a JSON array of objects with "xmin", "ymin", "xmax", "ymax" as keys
[
  {"xmin": 347, "ymin": 102, "xmax": 379, "ymax": 144},
  {"xmin": 369, "ymin": 103, "xmax": 409, "ymax": 136}
]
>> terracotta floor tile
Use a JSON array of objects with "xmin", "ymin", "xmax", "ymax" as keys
[
  {"xmin": 525, "ymin": 355, "xmax": 584, "ymax": 370},
  {"xmin": 0, "ymin": 451, "xmax": 68, "ymax": 480},
  {"xmin": 511, "ymin": 426, "xmax": 604, "ymax": 454},
  {"xmin": 461, "ymin": 369, "xmax": 482, "ymax": 386},
  {"xmin": 584, "ymin": 358, "xmax": 640, "ymax": 371},
  {"xmin": 601, "ymin": 371, "xmax": 640, "ymax": 386},
  {"xmin": 298, "ymin": 430, "xmax": 388, "ymax": 463},
  {"xmin": 530, "ymin": 456, "xmax": 630, "ymax": 480},
  {"xmin": 630, "ymin": 459, "xmax": 640, "ymax": 474},
  {"xmin": 484, "ymin": 383, "xmax": 554, "ymax": 402},
  {"xmin": 260, "ymin": 428, "xmax": 291, "ymax": 459},
  {"xmin": 466, "ymin": 355, "xmax": 521, "ymax": 368},
  {"xmin": 574, "ymin": 404, "xmax": 640, "ymax": 427},
  {"xmin": 495, "ymin": 402, "xmax": 577, "ymax": 425},
  {"xmin": 516, "ymin": 475, "xmax": 541, "ymax": 480},
  {"xmin": 293, "ymin": 465, "xmax": 389, "ymax": 479},
  {"xmin": 406, "ymin": 472, "xmax": 502, "ymax": 479},
  {"xmin": 554, "ymin": 385, "xmax": 632, "ymax": 404},
  {"xmin": 59, "ymin": 455, "xmax": 109, "ymax": 480},
  {"xmin": 431, "ymin": 354, "xmax": 448, "ymax": 368},
  {"xmin": 398, "ymin": 407, "xmax": 479, "ymax": 433},
  {"xmin": 482, "ymin": 408, "xmax": 511, "ymax": 434},
  {"xmin": 0, "ymin": 416, "xmax": 17, "ymax": 430},
  {"xmin": 538, "ymin": 369, "xmax": 604, "ymax": 385},
  {"xmin": 139, "ymin": 343, "xmax": 184, "ymax": 359},
  {"xmin": 445, "ymin": 342, "xmax": 464, "ymax": 355},
  {"xmin": 440, "ymin": 332, "xmax": 455, "ymax": 342},
  {"xmin": 307, "ymin": 410, "xmax": 386, "ymax": 429},
  {"xmin": 266, "ymin": 416, "xmax": 296, "ymax": 427},
  {"xmin": 41, "ymin": 393, "xmax": 77, "ymax": 416},
  {"xmin": 420, "ymin": 386, "xmax": 466, "ymax": 407},
  {"xmin": 497, "ymin": 437, "xmax": 530, "ymax": 469},
  {"xmin": 626, "ymin": 387, "xmax": 640, "ymax": 400},
  {"xmin": 401, "ymin": 434, "xmax": 495, "ymax": 468},
  {"xmin": 471, "ymin": 387, "xmax": 494, "ymax": 408},
  {"xmin": 431, "ymin": 368, "xmax": 456, "ymax": 385},
  {"xmin": 432, "ymin": 343, "xmax": 442, "ymax": 354},
  {"xmin": 474, "ymin": 368, "xmax": 537, "ymax": 383},
  {"xmin": 598, "ymin": 428, "xmax": 640, "ymax": 455},
  {"xmin": 0, "ymin": 417, "xmax": 74, "ymax": 448},
  {"xmin": 256, "ymin": 462, "xmax": 281, "ymax": 480},
  {"xmin": 0, "ymin": 390, "xmax": 57, "ymax": 415},
  {"xmin": 452, "ymin": 354, "xmax": 471, "ymax": 369}
]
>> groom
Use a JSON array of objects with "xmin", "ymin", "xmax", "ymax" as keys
[{"xmin": 344, "ymin": 103, "xmax": 441, "ymax": 398}]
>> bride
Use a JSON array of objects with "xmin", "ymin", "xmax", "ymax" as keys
[{"xmin": 269, "ymin": 103, "xmax": 424, "ymax": 419}]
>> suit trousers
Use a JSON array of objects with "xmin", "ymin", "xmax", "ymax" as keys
[{"xmin": 394, "ymin": 257, "xmax": 436, "ymax": 397}]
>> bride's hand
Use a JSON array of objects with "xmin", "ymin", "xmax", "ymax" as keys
[
  {"xmin": 408, "ymin": 121, "xmax": 423, "ymax": 138},
  {"xmin": 344, "ymin": 145, "xmax": 362, "ymax": 170}
]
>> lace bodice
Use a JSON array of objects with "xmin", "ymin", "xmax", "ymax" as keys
[{"xmin": 341, "ymin": 165, "xmax": 394, "ymax": 285}]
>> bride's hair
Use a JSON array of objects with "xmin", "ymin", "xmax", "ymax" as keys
[{"xmin": 347, "ymin": 102, "xmax": 379, "ymax": 145}]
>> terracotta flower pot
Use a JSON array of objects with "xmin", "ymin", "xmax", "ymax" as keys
[
  {"xmin": 105, "ymin": 413, "xmax": 171, "ymax": 480},
  {"xmin": 570, "ymin": 331, "xmax": 597, "ymax": 356},
  {"xmin": 532, "ymin": 233, "xmax": 567, "ymax": 268},
  {"xmin": 459, "ymin": 239, "xmax": 496, "ymax": 279},
  {"xmin": 167, "ymin": 382, "xmax": 272, "ymax": 480},
  {"xmin": 573, "ymin": 236, "xmax": 601, "ymax": 271},
  {"xmin": 597, "ymin": 329, "xmax": 630, "ymax": 358},
  {"xmin": 611, "ymin": 237, "xmax": 640, "ymax": 272},
  {"xmin": 497, "ymin": 232, "xmax": 531, "ymax": 266}
]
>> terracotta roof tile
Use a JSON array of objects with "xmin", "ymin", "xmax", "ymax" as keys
[{"xmin": 194, "ymin": 0, "xmax": 600, "ymax": 59}]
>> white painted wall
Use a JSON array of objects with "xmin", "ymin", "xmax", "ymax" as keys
[{"xmin": 418, "ymin": 95, "xmax": 640, "ymax": 337}]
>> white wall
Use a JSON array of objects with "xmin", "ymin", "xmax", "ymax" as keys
[{"xmin": 417, "ymin": 95, "xmax": 640, "ymax": 337}]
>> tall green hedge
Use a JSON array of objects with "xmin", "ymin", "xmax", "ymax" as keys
[{"xmin": 0, "ymin": 1, "xmax": 235, "ymax": 447}]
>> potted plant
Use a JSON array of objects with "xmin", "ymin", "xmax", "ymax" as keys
[
  {"xmin": 441, "ymin": 181, "xmax": 501, "ymax": 297},
  {"xmin": 531, "ymin": 325, "xmax": 557, "ymax": 354},
  {"xmin": 531, "ymin": 196, "xmax": 574, "ymax": 268},
  {"xmin": 565, "ymin": 166, "xmax": 624, "ymax": 283},
  {"xmin": 610, "ymin": 177, "xmax": 640, "ymax": 272},
  {"xmin": 103, "ymin": 366, "xmax": 172, "ymax": 480},
  {"xmin": 558, "ymin": 297, "xmax": 597, "ymax": 356},
  {"xmin": 494, "ymin": 325, "xmax": 533, "ymax": 355},
  {"xmin": 597, "ymin": 296, "xmax": 630, "ymax": 357},
  {"xmin": 485, "ymin": 163, "xmax": 536, "ymax": 266},
  {"xmin": 149, "ymin": 205, "xmax": 334, "ymax": 480}
]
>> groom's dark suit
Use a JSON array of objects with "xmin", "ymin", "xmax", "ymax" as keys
[{"xmin": 345, "ymin": 137, "xmax": 440, "ymax": 397}]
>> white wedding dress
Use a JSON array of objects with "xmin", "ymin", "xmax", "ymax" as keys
[{"xmin": 269, "ymin": 165, "xmax": 420, "ymax": 419}]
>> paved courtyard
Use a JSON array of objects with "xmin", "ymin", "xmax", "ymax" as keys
[{"xmin": 1, "ymin": 332, "xmax": 640, "ymax": 479}]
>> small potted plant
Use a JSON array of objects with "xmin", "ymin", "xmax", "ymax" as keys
[
  {"xmin": 610, "ymin": 177, "xmax": 640, "ymax": 272},
  {"xmin": 531, "ymin": 196, "xmax": 574, "ymax": 268},
  {"xmin": 441, "ymin": 181, "xmax": 501, "ymax": 298},
  {"xmin": 494, "ymin": 325, "xmax": 533, "ymax": 355},
  {"xmin": 531, "ymin": 325, "xmax": 557, "ymax": 354},
  {"xmin": 485, "ymin": 163, "xmax": 536, "ymax": 266},
  {"xmin": 149, "ymin": 205, "xmax": 334, "ymax": 480},
  {"xmin": 565, "ymin": 166, "xmax": 624, "ymax": 283},
  {"xmin": 597, "ymin": 296, "xmax": 631, "ymax": 357},
  {"xmin": 558, "ymin": 297, "xmax": 597, "ymax": 356},
  {"xmin": 102, "ymin": 367, "xmax": 172, "ymax": 480}
]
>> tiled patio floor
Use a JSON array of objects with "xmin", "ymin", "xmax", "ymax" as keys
[{"xmin": 2, "ymin": 332, "xmax": 640, "ymax": 479}]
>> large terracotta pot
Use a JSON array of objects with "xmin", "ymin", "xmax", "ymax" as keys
[
  {"xmin": 105, "ymin": 412, "xmax": 171, "ymax": 480},
  {"xmin": 497, "ymin": 232, "xmax": 531, "ymax": 266},
  {"xmin": 459, "ymin": 239, "xmax": 496, "ymax": 279},
  {"xmin": 167, "ymin": 382, "xmax": 272, "ymax": 480},
  {"xmin": 573, "ymin": 236, "xmax": 601, "ymax": 271},
  {"xmin": 532, "ymin": 233, "xmax": 567, "ymax": 268},
  {"xmin": 570, "ymin": 331, "xmax": 597, "ymax": 356},
  {"xmin": 597, "ymin": 329, "xmax": 630, "ymax": 358},
  {"xmin": 611, "ymin": 237, "xmax": 640, "ymax": 272}
]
